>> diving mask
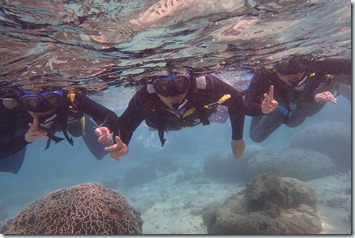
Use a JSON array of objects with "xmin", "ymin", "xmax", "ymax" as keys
[
  {"xmin": 274, "ymin": 54, "xmax": 310, "ymax": 76},
  {"xmin": 18, "ymin": 89, "xmax": 64, "ymax": 112},
  {"xmin": 152, "ymin": 75, "xmax": 191, "ymax": 97}
]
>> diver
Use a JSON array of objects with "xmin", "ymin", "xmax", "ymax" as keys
[
  {"xmin": 96, "ymin": 67, "xmax": 246, "ymax": 160},
  {"xmin": 244, "ymin": 54, "xmax": 352, "ymax": 143},
  {"xmin": 0, "ymin": 87, "xmax": 119, "ymax": 173}
]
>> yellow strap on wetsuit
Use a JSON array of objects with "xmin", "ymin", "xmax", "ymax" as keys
[
  {"xmin": 80, "ymin": 114, "xmax": 86, "ymax": 131},
  {"xmin": 166, "ymin": 94, "xmax": 231, "ymax": 119},
  {"xmin": 68, "ymin": 92, "xmax": 76, "ymax": 109},
  {"xmin": 166, "ymin": 107, "xmax": 196, "ymax": 118},
  {"xmin": 69, "ymin": 92, "xmax": 75, "ymax": 103},
  {"xmin": 68, "ymin": 91, "xmax": 85, "ymax": 129},
  {"xmin": 204, "ymin": 94, "xmax": 231, "ymax": 109},
  {"xmin": 325, "ymin": 74, "xmax": 334, "ymax": 80}
]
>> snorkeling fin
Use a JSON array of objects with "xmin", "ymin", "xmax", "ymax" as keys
[
  {"xmin": 44, "ymin": 132, "xmax": 65, "ymax": 150},
  {"xmin": 0, "ymin": 147, "xmax": 26, "ymax": 174},
  {"xmin": 338, "ymin": 83, "xmax": 351, "ymax": 101},
  {"xmin": 82, "ymin": 114, "xmax": 108, "ymax": 160}
]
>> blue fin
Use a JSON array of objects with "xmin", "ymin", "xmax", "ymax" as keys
[
  {"xmin": 82, "ymin": 114, "xmax": 108, "ymax": 160},
  {"xmin": 0, "ymin": 147, "xmax": 26, "ymax": 174},
  {"xmin": 338, "ymin": 83, "xmax": 351, "ymax": 101}
]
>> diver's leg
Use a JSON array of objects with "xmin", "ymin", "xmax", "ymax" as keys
[
  {"xmin": 285, "ymin": 116, "xmax": 306, "ymax": 128},
  {"xmin": 286, "ymin": 102, "xmax": 324, "ymax": 127},
  {"xmin": 249, "ymin": 109, "xmax": 285, "ymax": 143}
]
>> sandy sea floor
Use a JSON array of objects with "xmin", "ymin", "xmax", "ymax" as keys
[
  {"xmin": 122, "ymin": 169, "xmax": 352, "ymax": 234},
  {"xmin": 0, "ymin": 164, "xmax": 351, "ymax": 235}
]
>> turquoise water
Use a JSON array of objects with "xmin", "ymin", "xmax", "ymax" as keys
[{"xmin": 0, "ymin": 0, "xmax": 352, "ymax": 234}]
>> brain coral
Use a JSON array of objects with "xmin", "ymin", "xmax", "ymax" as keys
[{"xmin": 1, "ymin": 183, "xmax": 143, "ymax": 234}]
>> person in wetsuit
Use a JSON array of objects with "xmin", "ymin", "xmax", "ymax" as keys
[
  {"xmin": 96, "ymin": 68, "xmax": 246, "ymax": 160},
  {"xmin": 244, "ymin": 54, "xmax": 351, "ymax": 143},
  {"xmin": 0, "ymin": 87, "xmax": 119, "ymax": 173}
]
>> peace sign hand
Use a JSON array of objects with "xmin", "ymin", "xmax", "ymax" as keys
[
  {"xmin": 104, "ymin": 136, "xmax": 128, "ymax": 161},
  {"xmin": 261, "ymin": 85, "xmax": 279, "ymax": 114},
  {"xmin": 25, "ymin": 112, "xmax": 48, "ymax": 143}
]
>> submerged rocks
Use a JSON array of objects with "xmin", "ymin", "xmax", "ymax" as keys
[
  {"xmin": 203, "ymin": 121, "xmax": 350, "ymax": 183},
  {"xmin": 1, "ymin": 183, "xmax": 143, "ymax": 235},
  {"xmin": 203, "ymin": 146, "xmax": 336, "ymax": 182},
  {"xmin": 246, "ymin": 148, "xmax": 337, "ymax": 181},
  {"xmin": 202, "ymin": 173, "xmax": 322, "ymax": 234},
  {"xmin": 289, "ymin": 122, "xmax": 351, "ymax": 171}
]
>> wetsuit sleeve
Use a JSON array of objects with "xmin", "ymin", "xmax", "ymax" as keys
[
  {"xmin": 309, "ymin": 58, "xmax": 352, "ymax": 98},
  {"xmin": 72, "ymin": 94, "xmax": 119, "ymax": 133},
  {"xmin": 208, "ymin": 75, "xmax": 245, "ymax": 141},
  {"xmin": 243, "ymin": 71, "xmax": 271, "ymax": 116},
  {"xmin": 0, "ymin": 135, "xmax": 28, "ymax": 160},
  {"xmin": 0, "ymin": 104, "xmax": 29, "ymax": 160},
  {"xmin": 115, "ymin": 88, "xmax": 146, "ymax": 145},
  {"xmin": 312, "ymin": 58, "xmax": 352, "ymax": 75}
]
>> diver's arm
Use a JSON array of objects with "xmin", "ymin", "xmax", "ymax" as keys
[
  {"xmin": 243, "ymin": 71, "xmax": 271, "ymax": 116},
  {"xmin": 208, "ymin": 75, "xmax": 245, "ymax": 157},
  {"xmin": 0, "ymin": 111, "xmax": 47, "ymax": 159},
  {"xmin": 208, "ymin": 75, "xmax": 245, "ymax": 140},
  {"xmin": 0, "ymin": 105, "xmax": 29, "ymax": 159},
  {"xmin": 312, "ymin": 58, "xmax": 352, "ymax": 75},
  {"xmin": 0, "ymin": 135, "xmax": 28, "ymax": 160},
  {"xmin": 115, "ymin": 89, "xmax": 146, "ymax": 145},
  {"xmin": 217, "ymin": 80, "xmax": 245, "ymax": 141},
  {"xmin": 72, "ymin": 93, "xmax": 119, "ymax": 132},
  {"xmin": 102, "ymin": 90, "xmax": 146, "ymax": 160},
  {"xmin": 306, "ymin": 58, "xmax": 351, "ymax": 101}
]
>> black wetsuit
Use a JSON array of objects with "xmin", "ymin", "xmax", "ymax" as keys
[
  {"xmin": 0, "ymin": 92, "xmax": 118, "ymax": 161},
  {"xmin": 115, "ymin": 74, "xmax": 245, "ymax": 147},
  {"xmin": 244, "ymin": 58, "xmax": 351, "ymax": 143}
]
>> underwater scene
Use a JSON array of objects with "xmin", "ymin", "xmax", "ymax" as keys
[{"xmin": 0, "ymin": 0, "xmax": 352, "ymax": 235}]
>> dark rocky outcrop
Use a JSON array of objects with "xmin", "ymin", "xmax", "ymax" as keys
[{"xmin": 202, "ymin": 173, "xmax": 322, "ymax": 234}]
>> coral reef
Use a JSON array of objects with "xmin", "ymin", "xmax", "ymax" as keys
[
  {"xmin": 202, "ymin": 173, "xmax": 322, "ymax": 234},
  {"xmin": 1, "ymin": 183, "xmax": 142, "ymax": 234}
]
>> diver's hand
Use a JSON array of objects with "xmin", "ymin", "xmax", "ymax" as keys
[
  {"xmin": 231, "ymin": 139, "xmax": 245, "ymax": 158},
  {"xmin": 104, "ymin": 136, "xmax": 128, "ymax": 160},
  {"xmin": 95, "ymin": 126, "xmax": 111, "ymax": 144},
  {"xmin": 261, "ymin": 85, "xmax": 278, "ymax": 114},
  {"xmin": 314, "ymin": 91, "xmax": 338, "ymax": 104},
  {"xmin": 25, "ymin": 112, "xmax": 48, "ymax": 143}
]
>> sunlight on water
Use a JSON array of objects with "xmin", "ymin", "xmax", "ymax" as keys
[
  {"xmin": 0, "ymin": 0, "xmax": 352, "ymax": 235},
  {"xmin": 0, "ymin": 0, "xmax": 350, "ymax": 89}
]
